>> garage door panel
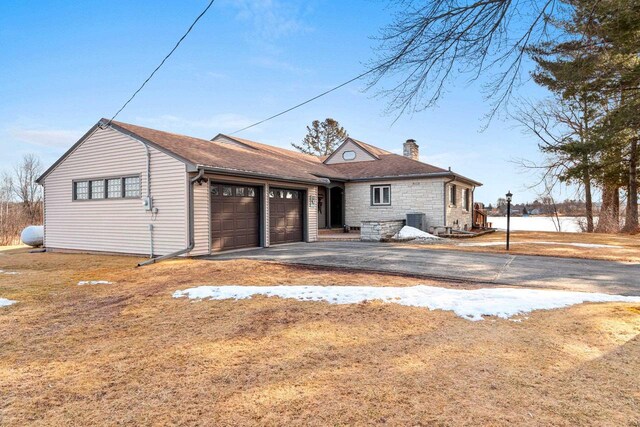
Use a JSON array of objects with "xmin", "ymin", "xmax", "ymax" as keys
[
  {"xmin": 269, "ymin": 188, "xmax": 303, "ymax": 245},
  {"xmin": 211, "ymin": 183, "xmax": 260, "ymax": 251}
]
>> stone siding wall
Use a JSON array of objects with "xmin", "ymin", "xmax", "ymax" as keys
[
  {"xmin": 360, "ymin": 220, "xmax": 405, "ymax": 242},
  {"xmin": 445, "ymin": 180, "xmax": 474, "ymax": 230},
  {"xmin": 345, "ymin": 179, "xmax": 446, "ymax": 229}
]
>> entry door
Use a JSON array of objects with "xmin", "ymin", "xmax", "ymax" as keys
[
  {"xmin": 269, "ymin": 188, "xmax": 304, "ymax": 244},
  {"xmin": 210, "ymin": 183, "xmax": 260, "ymax": 251}
]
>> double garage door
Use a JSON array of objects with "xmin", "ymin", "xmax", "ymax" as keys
[{"xmin": 210, "ymin": 183, "xmax": 303, "ymax": 251}]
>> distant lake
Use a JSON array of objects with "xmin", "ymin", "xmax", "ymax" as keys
[{"xmin": 488, "ymin": 216, "xmax": 591, "ymax": 233}]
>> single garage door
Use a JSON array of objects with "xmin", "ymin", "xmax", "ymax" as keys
[
  {"xmin": 269, "ymin": 188, "xmax": 304, "ymax": 244},
  {"xmin": 211, "ymin": 183, "xmax": 260, "ymax": 251}
]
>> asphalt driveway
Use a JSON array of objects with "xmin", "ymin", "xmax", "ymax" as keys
[{"xmin": 210, "ymin": 241, "xmax": 640, "ymax": 295}]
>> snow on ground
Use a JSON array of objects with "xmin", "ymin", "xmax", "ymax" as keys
[
  {"xmin": 394, "ymin": 226, "xmax": 441, "ymax": 241},
  {"xmin": 173, "ymin": 285, "xmax": 640, "ymax": 321},
  {"xmin": 77, "ymin": 281, "xmax": 113, "ymax": 286},
  {"xmin": 0, "ymin": 298, "xmax": 17, "ymax": 307},
  {"xmin": 458, "ymin": 241, "xmax": 622, "ymax": 249},
  {"xmin": 0, "ymin": 270, "xmax": 19, "ymax": 275}
]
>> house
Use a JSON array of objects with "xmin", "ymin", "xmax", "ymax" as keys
[{"xmin": 36, "ymin": 119, "xmax": 482, "ymax": 259}]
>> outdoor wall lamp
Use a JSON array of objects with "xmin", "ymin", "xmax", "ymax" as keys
[{"xmin": 506, "ymin": 191, "xmax": 513, "ymax": 250}]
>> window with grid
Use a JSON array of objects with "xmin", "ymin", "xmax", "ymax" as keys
[
  {"xmin": 371, "ymin": 185, "xmax": 391, "ymax": 206},
  {"xmin": 124, "ymin": 176, "xmax": 141, "ymax": 198},
  {"xmin": 107, "ymin": 178, "xmax": 122, "ymax": 198},
  {"xmin": 90, "ymin": 180, "xmax": 105, "ymax": 199},
  {"xmin": 74, "ymin": 181, "xmax": 89, "ymax": 200}
]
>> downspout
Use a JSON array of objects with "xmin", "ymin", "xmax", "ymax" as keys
[
  {"xmin": 138, "ymin": 140, "xmax": 153, "ymax": 258},
  {"xmin": 137, "ymin": 168, "xmax": 204, "ymax": 267},
  {"xmin": 104, "ymin": 122, "xmax": 154, "ymax": 258},
  {"xmin": 443, "ymin": 173, "xmax": 456, "ymax": 226}
]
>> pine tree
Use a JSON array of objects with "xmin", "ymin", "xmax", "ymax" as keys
[
  {"xmin": 523, "ymin": 0, "xmax": 640, "ymax": 232},
  {"xmin": 291, "ymin": 119, "xmax": 348, "ymax": 156}
]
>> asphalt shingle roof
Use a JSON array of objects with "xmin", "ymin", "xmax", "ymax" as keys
[{"xmin": 105, "ymin": 119, "xmax": 480, "ymax": 186}]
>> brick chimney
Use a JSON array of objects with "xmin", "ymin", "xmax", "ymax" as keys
[{"xmin": 403, "ymin": 139, "xmax": 419, "ymax": 161}]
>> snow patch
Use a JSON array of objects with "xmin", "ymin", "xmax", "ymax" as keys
[
  {"xmin": 77, "ymin": 281, "xmax": 113, "ymax": 286},
  {"xmin": 172, "ymin": 285, "xmax": 640, "ymax": 322},
  {"xmin": 393, "ymin": 226, "xmax": 441, "ymax": 241},
  {"xmin": 0, "ymin": 298, "xmax": 17, "ymax": 307},
  {"xmin": 0, "ymin": 270, "xmax": 19, "ymax": 275},
  {"xmin": 458, "ymin": 241, "xmax": 622, "ymax": 248}
]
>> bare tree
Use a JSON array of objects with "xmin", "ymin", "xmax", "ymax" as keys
[
  {"xmin": 512, "ymin": 96, "xmax": 601, "ymax": 231},
  {"xmin": 0, "ymin": 173, "xmax": 13, "ymax": 245},
  {"xmin": 11, "ymin": 153, "xmax": 43, "ymax": 223},
  {"xmin": 0, "ymin": 154, "xmax": 44, "ymax": 245},
  {"xmin": 368, "ymin": 0, "xmax": 562, "ymax": 117}
]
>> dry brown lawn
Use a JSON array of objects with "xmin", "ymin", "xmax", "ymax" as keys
[
  {"xmin": 1, "ymin": 248, "xmax": 640, "ymax": 426},
  {"xmin": 403, "ymin": 230, "xmax": 640, "ymax": 263}
]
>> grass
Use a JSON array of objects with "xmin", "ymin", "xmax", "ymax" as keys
[
  {"xmin": 1, "ymin": 248, "xmax": 640, "ymax": 426},
  {"xmin": 404, "ymin": 230, "xmax": 640, "ymax": 263}
]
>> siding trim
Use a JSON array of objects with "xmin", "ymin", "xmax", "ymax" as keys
[
  {"xmin": 324, "ymin": 138, "xmax": 380, "ymax": 164},
  {"xmin": 37, "ymin": 121, "xmax": 196, "ymax": 184}
]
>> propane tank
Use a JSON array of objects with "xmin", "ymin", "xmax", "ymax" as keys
[{"xmin": 21, "ymin": 225, "xmax": 44, "ymax": 247}]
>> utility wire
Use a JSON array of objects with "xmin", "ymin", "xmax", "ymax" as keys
[
  {"xmin": 230, "ymin": 66, "xmax": 382, "ymax": 135},
  {"xmin": 107, "ymin": 0, "xmax": 216, "ymax": 125}
]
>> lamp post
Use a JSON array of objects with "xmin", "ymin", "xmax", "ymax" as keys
[{"xmin": 506, "ymin": 191, "xmax": 513, "ymax": 251}]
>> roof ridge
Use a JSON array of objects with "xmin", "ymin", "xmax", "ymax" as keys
[
  {"xmin": 347, "ymin": 137, "xmax": 392, "ymax": 156},
  {"xmin": 215, "ymin": 134, "xmax": 323, "ymax": 163}
]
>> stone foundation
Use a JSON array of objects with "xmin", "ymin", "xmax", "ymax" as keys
[{"xmin": 360, "ymin": 220, "xmax": 405, "ymax": 242}]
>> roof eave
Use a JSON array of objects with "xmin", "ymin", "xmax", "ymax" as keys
[
  {"xmin": 107, "ymin": 120, "xmax": 198, "ymax": 169},
  {"xmin": 36, "ymin": 122, "xmax": 101, "ymax": 184},
  {"xmin": 347, "ymin": 172, "xmax": 482, "ymax": 186},
  {"xmin": 197, "ymin": 165, "xmax": 330, "ymax": 185}
]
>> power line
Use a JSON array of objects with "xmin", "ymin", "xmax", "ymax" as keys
[
  {"xmin": 230, "ymin": 66, "xmax": 381, "ymax": 135},
  {"xmin": 107, "ymin": 0, "xmax": 217, "ymax": 125}
]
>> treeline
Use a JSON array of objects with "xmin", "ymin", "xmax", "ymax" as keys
[
  {"xmin": 0, "ymin": 154, "xmax": 43, "ymax": 246},
  {"xmin": 515, "ymin": 0, "xmax": 639, "ymax": 233},
  {"xmin": 489, "ymin": 198, "xmax": 601, "ymax": 217}
]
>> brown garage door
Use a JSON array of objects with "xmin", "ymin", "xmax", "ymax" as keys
[
  {"xmin": 269, "ymin": 188, "xmax": 304, "ymax": 244},
  {"xmin": 211, "ymin": 183, "xmax": 260, "ymax": 251}
]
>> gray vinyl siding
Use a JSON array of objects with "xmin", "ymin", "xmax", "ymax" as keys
[
  {"xmin": 191, "ymin": 179, "xmax": 210, "ymax": 256},
  {"xmin": 324, "ymin": 140, "xmax": 377, "ymax": 164},
  {"xmin": 307, "ymin": 186, "xmax": 318, "ymax": 242},
  {"xmin": 42, "ymin": 127, "xmax": 188, "ymax": 256}
]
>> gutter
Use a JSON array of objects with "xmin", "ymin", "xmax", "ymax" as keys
[
  {"xmin": 199, "ymin": 165, "xmax": 330, "ymax": 186},
  {"xmin": 443, "ymin": 174, "xmax": 456, "ymax": 226},
  {"xmin": 102, "ymin": 122, "xmax": 155, "ymax": 258},
  {"xmin": 137, "ymin": 168, "xmax": 205, "ymax": 267},
  {"xmin": 348, "ymin": 172, "xmax": 482, "ymax": 187}
]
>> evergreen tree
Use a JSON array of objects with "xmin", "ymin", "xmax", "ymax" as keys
[{"xmin": 292, "ymin": 119, "xmax": 348, "ymax": 156}]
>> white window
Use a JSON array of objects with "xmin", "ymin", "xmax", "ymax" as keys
[
  {"xmin": 449, "ymin": 184, "xmax": 457, "ymax": 206},
  {"xmin": 74, "ymin": 181, "xmax": 89, "ymax": 200},
  {"xmin": 342, "ymin": 150, "xmax": 356, "ymax": 161},
  {"xmin": 107, "ymin": 178, "xmax": 122, "ymax": 198},
  {"xmin": 124, "ymin": 176, "xmax": 141, "ymax": 198},
  {"xmin": 90, "ymin": 180, "xmax": 105, "ymax": 199},
  {"xmin": 371, "ymin": 185, "xmax": 391, "ymax": 206},
  {"xmin": 74, "ymin": 176, "xmax": 141, "ymax": 201}
]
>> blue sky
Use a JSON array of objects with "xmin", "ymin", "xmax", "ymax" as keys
[{"xmin": 0, "ymin": 0, "xmax": 577, "ymax": 205}]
